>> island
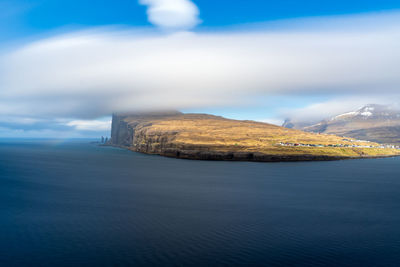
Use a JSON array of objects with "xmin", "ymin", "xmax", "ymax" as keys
[{"xmin": 110, "ymin": 112, "xmax": 400, "ymax": 162}]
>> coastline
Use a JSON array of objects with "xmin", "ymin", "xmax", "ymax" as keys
[{"xmin": 107, "ymin": 144, "xmax": 400, "ymax": 162}]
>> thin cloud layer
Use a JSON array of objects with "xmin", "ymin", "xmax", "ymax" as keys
[
  {"xmin": 139, "ymin": 0, "xmax": 201, "ymax": 30},
  {"xmin": 0, "ymin": 12, "xmax": 399, "ymax": 130},
  {"xmin": 66, "ymin": 119, "xmax": 111, "ymax": 131}
]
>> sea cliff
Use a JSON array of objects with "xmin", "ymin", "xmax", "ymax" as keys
[{"xmin": 110, "ymin": 112, "xmax": 400, "ymax": 162}]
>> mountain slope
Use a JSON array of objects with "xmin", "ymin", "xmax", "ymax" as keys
[
  {"xmin": 111, "ymin": 112, "xmax": 399, "ymax": 162},
  {"xmin": 285, "ymin": 104, "xmax": 400, "ymax": 144}
]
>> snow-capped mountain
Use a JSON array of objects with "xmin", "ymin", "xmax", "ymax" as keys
[
  {"xmin": 329, "ymin": 104, "xmax": 400, "ymax": 121},
  {"xmin": 283, "ymin": 104, "xmax": 400, "ymax": 144}
]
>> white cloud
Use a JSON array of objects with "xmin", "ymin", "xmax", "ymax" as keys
[
  {"xmin": 258, "ymin": 118, "xmax": 284, "ymax": 126},
  {"xmin": 139, "ymin": 0, "xmax": 200, "ymax": 30},
  {"xmin": 0, "ymin": 12, "xmax": 399, "ymax": 125},
  {"xmin": 66, "ymin": 119, "xmax": 111, "ymax": 131}
]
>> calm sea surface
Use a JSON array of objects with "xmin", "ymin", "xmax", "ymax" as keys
[{"xmin": 1, "ymin": 139, "xmax": 400, "ymax": 266}]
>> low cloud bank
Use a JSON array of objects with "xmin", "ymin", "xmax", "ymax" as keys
[
  {"xmin": 0, "ymin": 12, "xmax": 399, "ymax": 133},
  {"xmin": 66, "ymin": 119, "xmax": 111, "ymax": 131}
]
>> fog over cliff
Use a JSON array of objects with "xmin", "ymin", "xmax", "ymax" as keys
[{"xmin": 0, "ymin": 10, "xmax": 400, "ymax": 136}]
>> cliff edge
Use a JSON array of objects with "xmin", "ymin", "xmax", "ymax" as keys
[{"xmin": 110, "ymin": 112, "xmax": 400, "ymax": 162}]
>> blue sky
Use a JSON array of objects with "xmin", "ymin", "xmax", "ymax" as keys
[
  {"xmin": 3, "ymin": 0, "xmax": 400, "ymax": 41},
  {"xmin": 0, "ymin": 0, "xmax": 400, "ymax": 138}
]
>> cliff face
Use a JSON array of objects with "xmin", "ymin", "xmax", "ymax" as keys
[
  {"xmin": 110, "ymin": 112, "xmax": 400, "ymax": 162},
  {"xmin": 111, "ymin": 114, "xmax": 134, "ymax": 146},
  {"xmin": 111, "ymin": 111, "xmax": 182, "ymax": 149}
]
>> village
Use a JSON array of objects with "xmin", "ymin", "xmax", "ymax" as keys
[{"xmin": 277, "ymin": 141, "xmax": 400, "ymax": 149}]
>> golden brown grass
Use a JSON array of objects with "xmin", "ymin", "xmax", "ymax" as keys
[{"xmin": 126, "ymin": 114, "xmax": 400, "ymax": 158}]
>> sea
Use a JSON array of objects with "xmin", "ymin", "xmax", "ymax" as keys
[{"xmin": 1, "ymin": 139, "xmax": 400, "ymax": 266}]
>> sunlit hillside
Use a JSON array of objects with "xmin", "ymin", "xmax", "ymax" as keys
[{"xmin": 112, "ymin": 113, "xmax": 400, "ymax": 160}]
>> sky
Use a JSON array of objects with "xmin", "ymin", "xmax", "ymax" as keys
[{"xmin": 0, "ymin": 0, "xmax": 400, "ymax": 138}]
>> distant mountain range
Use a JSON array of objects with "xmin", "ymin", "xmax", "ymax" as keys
[{"xmin": 283, "ymin": 104, "xmax": 400, "ymax": 144}]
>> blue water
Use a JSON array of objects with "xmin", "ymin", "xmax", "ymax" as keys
[{"xmin": 1, "ymin": 139, "xmax": 400, "ymax": 266}]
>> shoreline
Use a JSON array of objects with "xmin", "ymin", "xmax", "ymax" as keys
[{"xmin": 107, "ymin": 144, "xmax": 400, "ymax": 163}]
